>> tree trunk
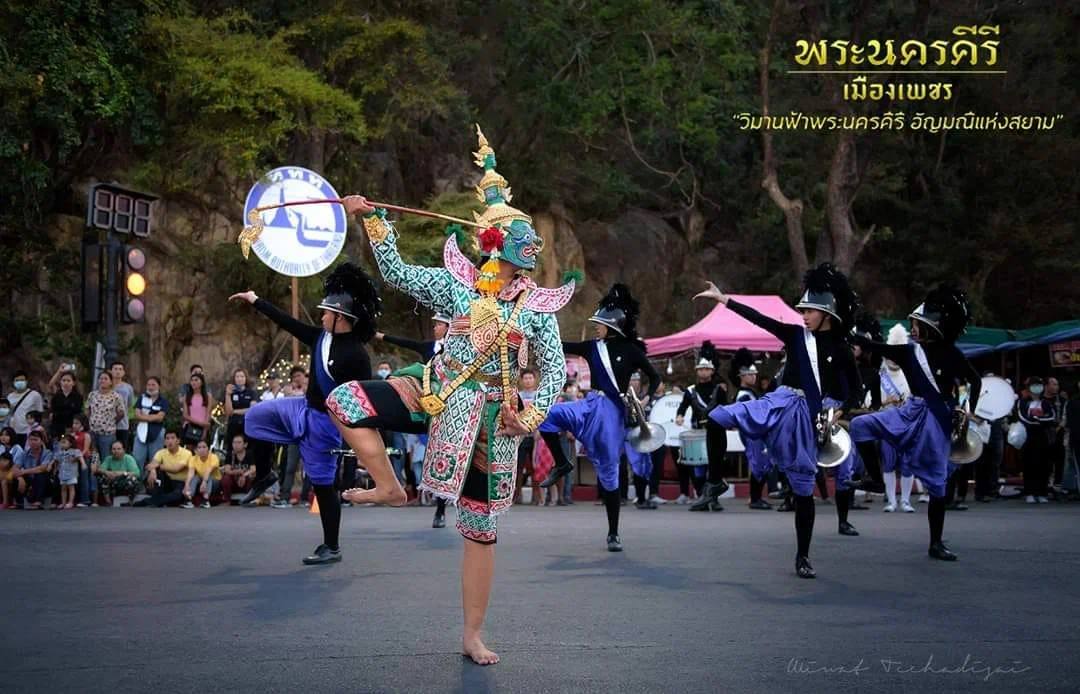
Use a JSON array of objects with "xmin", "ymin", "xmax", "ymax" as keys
[
  {"xmin": 759, "ymin": 0, "xmax": 809, "ymax": 278},
  {"xmin": 682, "ymin": 205, "xmax": 705, "ymax": 248}
]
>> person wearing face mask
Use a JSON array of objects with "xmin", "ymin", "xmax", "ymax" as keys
[
  {"xmin": 697, "ymin": 264, "xmax": 861, "ymax": 579},
  {"xmin": 849, "ymin": 286, "xmax": 981, "ymax": 562},
  {"xmin": 5, "ymin": 371, "xmax": 44, "ymax": 447},
  {"xmin": 1018, "ymin": 376, "xmax": 1056, "ymax": 504},
  {"xmin": 352, "ymin": 359, "xmax": 407, "ymax": 509},
  {"xmin": 132, "ymin": 377, "xmax": 169, "ymax": 474}
]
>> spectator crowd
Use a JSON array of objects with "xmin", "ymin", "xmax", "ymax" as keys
[{"xmin": 0, "ymin": 357, "xmax": 1077, "ymax": 512}]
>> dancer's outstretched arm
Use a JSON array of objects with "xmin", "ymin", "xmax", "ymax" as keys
[{"xmin": 344, "ymin": 195, "xmax": 456, "ymax": 314}]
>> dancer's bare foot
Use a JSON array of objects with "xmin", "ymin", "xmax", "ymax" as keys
[
  {"xmin": 462, "ymin": 635, "xmax": 499, "ymax": 666},
  {"xmin": 342, "ymin": 486, "xmax": 407, "ymax": 507}
]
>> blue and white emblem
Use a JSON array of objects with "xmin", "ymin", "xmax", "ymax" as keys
[{"xmin": 243, "ymin": 166, "xmax": 347, "ymax": 277}]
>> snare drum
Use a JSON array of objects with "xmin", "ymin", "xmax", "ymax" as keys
[{"xmin": 678, "ymin": 430, "xmax": 709, "ymax": 466}]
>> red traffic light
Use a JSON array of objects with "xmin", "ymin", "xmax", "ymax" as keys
[{"xmin": 127, "ymin": 247, "xmax": 146, "ymax": 270}]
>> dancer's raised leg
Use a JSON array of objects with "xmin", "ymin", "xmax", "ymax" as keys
[{"xmin": 334, "ymin": 421, "xmax": 407, "ymax": 506}]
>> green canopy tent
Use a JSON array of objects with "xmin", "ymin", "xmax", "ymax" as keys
[
  {"xmin": 878, "ymin": 318, "xmax": 1080, "ymax": 382},
  {"xmin": 878, "ymin": 319, "xmax": 1080, "ymax": 357}
]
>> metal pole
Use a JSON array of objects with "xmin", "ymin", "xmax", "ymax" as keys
[
  {"xmin": 291, "ymin": 277, "xmax": 300, "ymax": 364},
  {"xmin": 103, "ymin": 233, "xmax": 120, "ymax": 364}
]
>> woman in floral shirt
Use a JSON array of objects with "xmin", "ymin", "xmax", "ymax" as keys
[{"xmin": 85, "ymin": 372, "xmax": 125, "ymax": 470}]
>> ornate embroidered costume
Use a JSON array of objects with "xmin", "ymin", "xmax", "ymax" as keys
[{"xmin": 326, "ymin": 126, "xmax": 571, "ymax": 543}]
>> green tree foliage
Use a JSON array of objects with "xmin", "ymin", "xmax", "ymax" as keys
[
  {"xmin": 1, "ymin": 0, "xmax": 1076, "ymax": 378},
  {"xmin": 133, "ymin": 12, "xmax": 365, "ymax": 197}
]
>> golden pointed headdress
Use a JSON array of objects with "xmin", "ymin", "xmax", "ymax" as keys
[{"xmin": 472, "ymin": 125, "xmax": 533, "ymax": 229}]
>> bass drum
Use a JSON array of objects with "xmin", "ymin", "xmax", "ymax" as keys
[
  {"xmin": 649, "ymin": 393, "xmax": 688, "ymax": 447},
  {"xmin": 974, "ymin": 376, "xmax": 1017, "ymax": 422}
]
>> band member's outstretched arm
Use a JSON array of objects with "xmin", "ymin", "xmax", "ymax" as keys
[
  {"xmin": 380, "ymin": 333, "xmax": 429, "ymax": 358},
  {"xmin": 695, "ymin": 281, "xmax": 800, "ymax": 343},
  {"xmin": 560, "ymin": 340, "xmax": 592, "ymax": 357},
  {"xmin": 251, "ymin": 296, "xmax": 322, "ymax": 346}
]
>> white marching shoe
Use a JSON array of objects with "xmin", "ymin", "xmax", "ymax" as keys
[
  {"xmin": 901, "ymin": 500, "xmax": 915, "ymax": 513},
  {"xmin": 883, "ymin": 503, "xmax": 896, "ymax": 513}
]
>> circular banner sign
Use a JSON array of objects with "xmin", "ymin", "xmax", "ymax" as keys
[{"xmin": 243, "ymin": 167, "xmax": 347, "ymax": 277}]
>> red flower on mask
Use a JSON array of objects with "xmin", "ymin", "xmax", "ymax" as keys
[{"xmin": 478, "ymin": 227, "xmax": 504, "ymax": 254}]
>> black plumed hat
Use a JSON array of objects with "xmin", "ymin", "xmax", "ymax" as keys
[
  {"xmin": 797, "ymin": 263, "xmax": 858, "ymax": 329},
  {"xmin": 318, "ymin": 262, "xmax": 382, "ymax": 341},
  {"xmin": 730, "ymin": 347, "xmax": 757, "ymax": 382},
  {"xmin": 910, "ymin": 285, "xmax": 970, "ymax": 342},
  {"xmin": 590, "ymin": 283, "xmax": 641, "ymax": 339}
]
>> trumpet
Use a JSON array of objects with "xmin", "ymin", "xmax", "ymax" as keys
[{"xmin": 623, "ymin": 388, "xmax": 666, "ymax": 454}]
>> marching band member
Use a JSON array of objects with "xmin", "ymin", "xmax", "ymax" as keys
[
  {"xmin": 696, "ymin": 264, "xmax": 860, "ymax": 578},
  {"xmin": 626, "ymin": 372, "xmax": 659, "ymax": 510},
  {"xmin": 676, "ymin": 342, "xmax": 731, "ymax": 510},
  {"xmin": 816, "ymin": 316, "xmax": 887, "ymax": 539},
  {"xmin": 331, "ymin": 126, "xmax": 571, "ymax": 665},
  {"xmin": 229, "ymin": 263, "xmax": 383, "ymax": 565},
  {"xmin": 878, "ymin": 324, "xmax": 917, "ymax": 513},
  {"xmin": 539, "ymin": 284, "xmax": 661, "ymax": 551},
  {"xmin": 849, "ymin": 286, "xmax": 981, "ymax": 561},
  {"xmin": 374, "ymin": 313, "xmax": 453, "ymax": 527},
  {"xmin": 727, "ymin": 348, "xmax": 772, "ymax": 510}
]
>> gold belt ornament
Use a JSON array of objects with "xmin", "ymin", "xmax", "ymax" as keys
[{"xmin": 420, "ymin": 291, "xmax": 529, "ymax": 416}]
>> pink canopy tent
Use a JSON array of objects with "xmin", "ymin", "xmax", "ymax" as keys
[{"xmin": 645, "ymin": 294, "xmax": 803, "ymax": 356}]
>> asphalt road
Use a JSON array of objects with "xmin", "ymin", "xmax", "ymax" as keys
[{"xmin": 2, "ymin": 498, "xmax": 1077, "ymax": 693}]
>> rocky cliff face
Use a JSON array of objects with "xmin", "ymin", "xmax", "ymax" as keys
[{"xmin": 26, "ymin": 185, "xmax": 726, "ymax": 394}]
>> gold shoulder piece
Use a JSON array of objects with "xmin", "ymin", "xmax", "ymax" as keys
[{"xmin": 362, "ymin": 214, "xmax": 391, "ymax": 244}]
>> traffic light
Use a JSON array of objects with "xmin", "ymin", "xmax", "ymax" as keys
[
  {"xmin": 81, "ymin": 240, "xmax": 103, "ymax": 331},
  {"xmin": 122, "ymin": 246, "xmax": 147, "ymax": 323}
]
